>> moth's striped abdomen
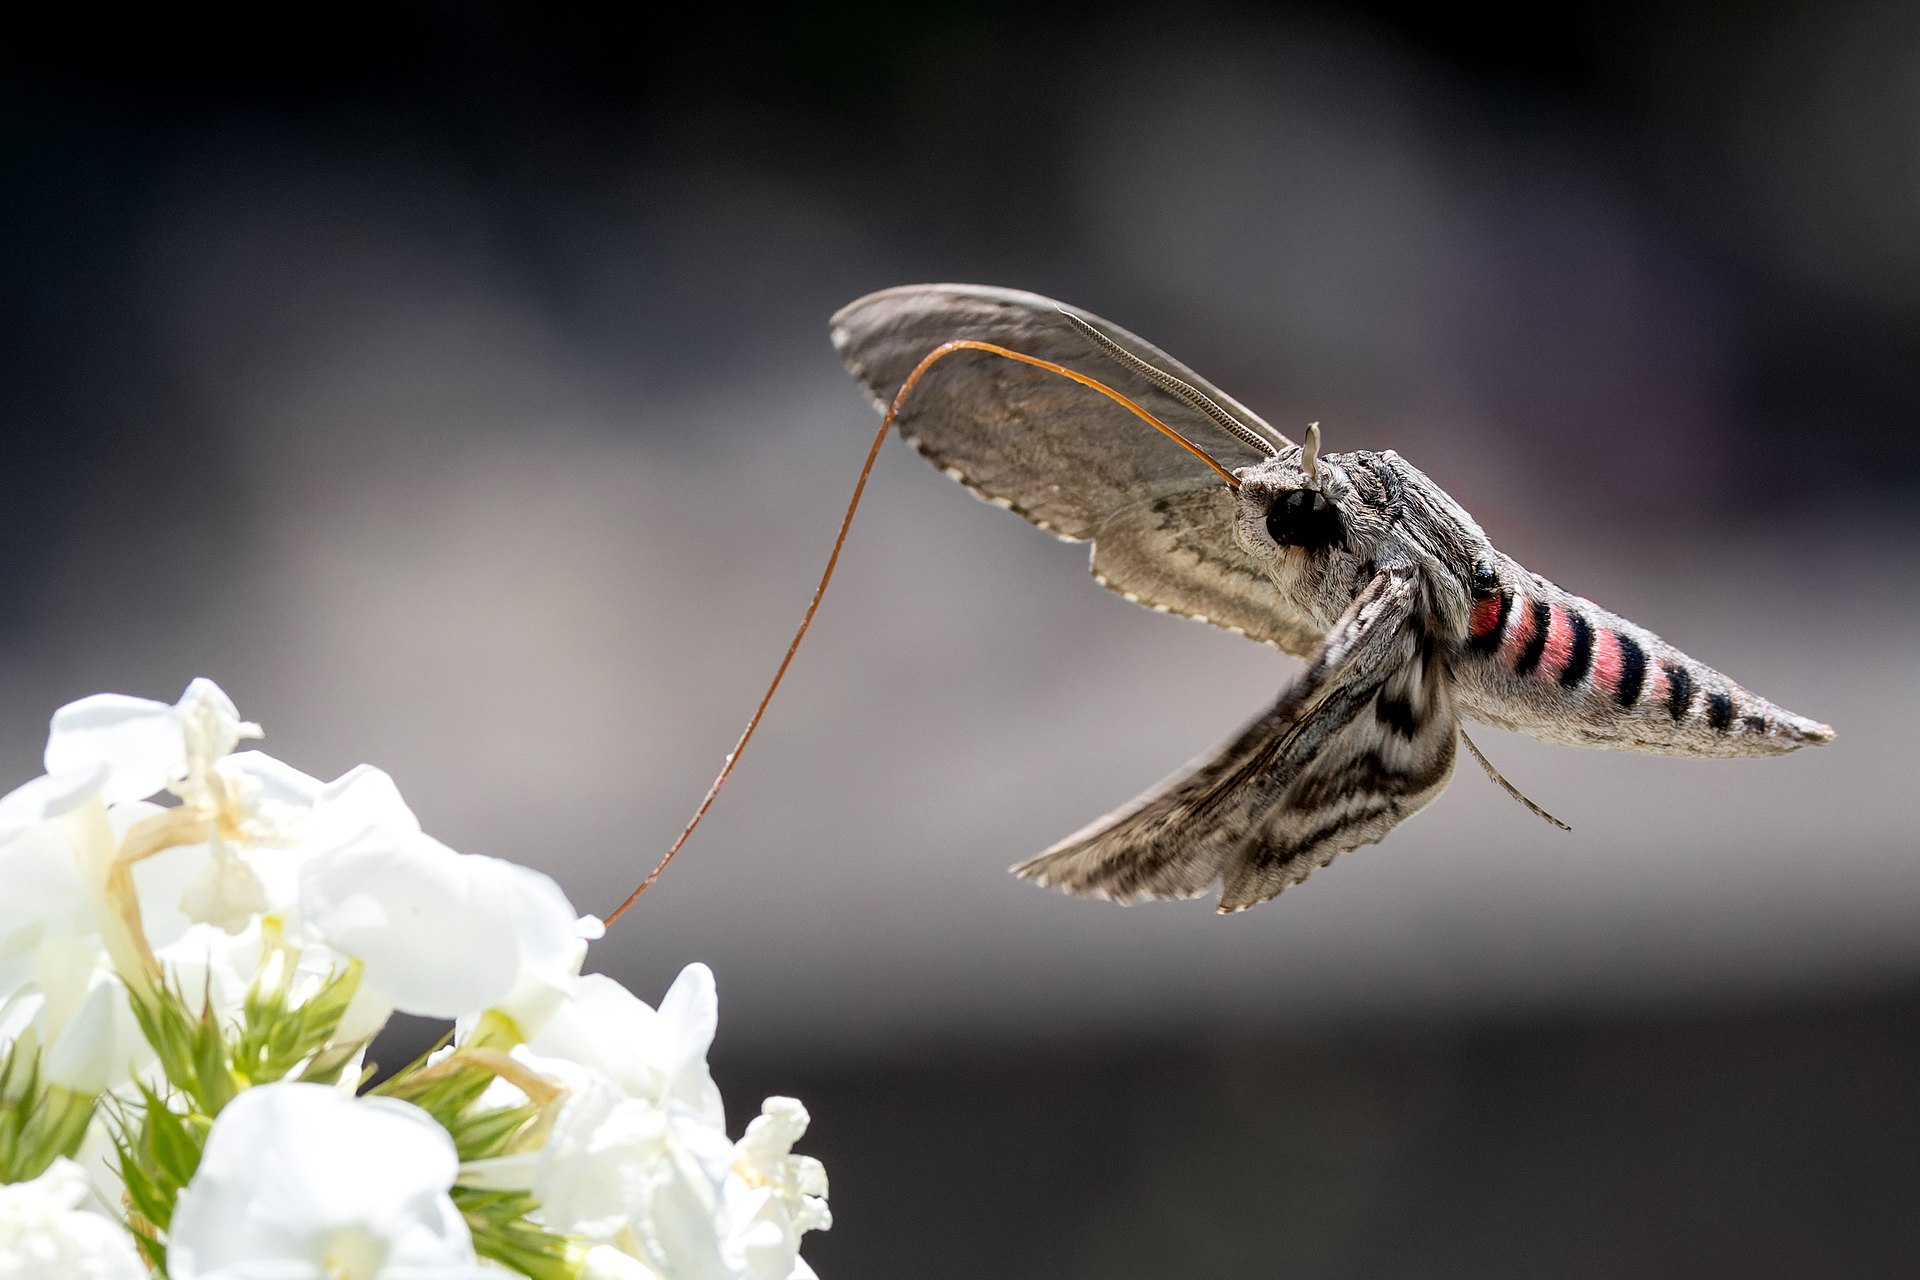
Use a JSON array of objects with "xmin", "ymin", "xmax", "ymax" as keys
[{"xmin": 1453, "ymin": 564, "xmax": 1832, "ymax": 758}]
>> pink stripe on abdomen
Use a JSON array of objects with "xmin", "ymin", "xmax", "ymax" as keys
[
  {"xmin": 1645, "ymin": 660, "xmax": 1669, "ymax": 706},
  {"xmin": 1499, "ymin": 597, "xmax": 1537, "ymax": 665},
  {"xmin": 1538, "ymin": 607, "xmax": 1573, "ymax": 678},
  {"xmin": 1590, "ymin": 628, "xmax": 1623, "ymax": 697}
]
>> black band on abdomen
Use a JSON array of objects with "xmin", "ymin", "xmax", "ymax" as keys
[
  {"xmin": 1664, "ymin": 663, "xmax": 1692, "ymax": 720},
  {"xmin": 1614, "ymin": 634, "xmax": 1647, "ymax": 708},
  {"xmin": 1513, "ymin": 600, "xmax": 1553, "ymax": 677},
  {"xmin": 1558, "ymin": 612, "xmax": 1594, "ymax": 688}
]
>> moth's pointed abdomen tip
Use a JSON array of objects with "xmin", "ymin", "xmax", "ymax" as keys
[{"xmin": 1776, "ymin": 710, "xmax": 1836, "ymax": 747}]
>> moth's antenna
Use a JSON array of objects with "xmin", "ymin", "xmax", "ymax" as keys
[
  {"xmin": 1459, "ymin": 729, "xmax": 1572, "ymax": 831},
  {"xmin": 1301, "ymin": 422, "xmax": 1322, "ymax": 483},
  {"xmin": 1057, "ymin": 308, "xmax": 1282, "ymax": 458},
  {"xmin": 603, "ymin": 337, "xmax": 1240, "ymax": 925}
]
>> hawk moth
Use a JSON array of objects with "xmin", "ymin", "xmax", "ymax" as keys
[{"xmin": 830, "ymin": 283, "xmax": 1834, "ymax": 914}]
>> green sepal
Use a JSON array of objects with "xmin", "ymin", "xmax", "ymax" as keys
[
  {"xmin": 106, "ymin": 1078, "xmax": 212, "ymax": 1280},
  {"xmin": 230, "ymin": 956, "xmax": 362, "ymax": 1087},
  {"xmin": 379, "ymin": 1059, "xmax": 498, "ymax": 1131},
  {"xmin": 295, "ymin": 1036, "xmax": 371, "ymax": 1087},
  {"xmin": 0, "ymin": 1042, "xmax": 99, "ymax": 1183},
  {"xmin": 110, "ymin": 1081, "xmax": 211, "ymax": 1221},
  {"xmin": 365, "ymin": 1026, "xmax": 455, "ymax": 1099},
  {"xmin": 124, "ymin": 980, "xmax": 239, "ymax": 1117},
  {"xmin": 461, "ymin": 1009, "xmax": 526, "ymax": 1053},
  {"xmin": 447, "ymin": 1099, "xmax": 543, "ymax": 1162},
  {"xmin": 191, "ymin": 1000, "xmax": 236, "ymax": 1115},
  {"xmin": 457, "ymin": 1186, "xmax": 581, "ymax": 1280}
]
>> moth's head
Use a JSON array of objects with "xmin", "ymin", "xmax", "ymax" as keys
[{"xmin": 1230, "ymin": 427, "xmax": 1389, "ymax": 586}]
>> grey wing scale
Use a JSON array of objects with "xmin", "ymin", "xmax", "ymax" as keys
[
  {"xmin": 1091, "ymin": 489, "xmax": 1326, "ymax": 657},
  {"xmin": 831, "ymin": 283, "xmax": 1315, "ymax": 652},
  {"xmin": 1014, "ymin": 568, "xmax": 1459, "ymax": 912}
]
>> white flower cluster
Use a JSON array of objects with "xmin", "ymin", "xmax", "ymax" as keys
[{"xmin": 0, "ymin": 680, "xmax": 828, "ymax": 1280}]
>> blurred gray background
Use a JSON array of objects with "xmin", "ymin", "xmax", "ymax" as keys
[{"xmin": 5, "ymin": 2, "xmax": 1918, "ymax": 1274}]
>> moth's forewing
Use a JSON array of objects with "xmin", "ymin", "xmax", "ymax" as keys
[
  {"xmin": 832, "ymin": 284, "xmax": 1326, "ymax": 653},
  {"xmin": 831, "ymin": 284, "xmax": 1278, "ymax": 540}
]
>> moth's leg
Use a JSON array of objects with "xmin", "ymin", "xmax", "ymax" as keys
[{"xmin": 1014, "ymin": 567, "xmax": 1427, "ymax": 907}]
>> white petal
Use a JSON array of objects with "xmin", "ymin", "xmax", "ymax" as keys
[
  {"xmin": 636, "ymin": 1122, "xmax": 739, "ymax": 1280},
  {"xmin": 582, "ymin": 1243, "xmax": 667, "ymax": 1280},
  {"xmin": 299, "ymin": 835, "xmax": 521, "ymax": 1019},
  {"xmin": 125, "ymin": 832, "xmax": 215, "ymax": 952},
  {"xmin": 33, "ymin": 933, "xmax": 105, "ymax": 1037},
  {"xmin": 482, "ymin": 860, "xmax": 585, "ymax": 1037},
  {"xmin": 657, "ymin": 966, "xmax": 727, "ymax": 1126},
  {"xmin": 535, "ymin": 1082, "xmax": 737, "ymax": 1276},
  {"xmin": 790, "ymin": 1156, "xmax": 829, "ymax": 1202},
  {"xmin": 0, "ymin": 1157, "xmax": 146, "ymax": 1280},
  {"xmin": 0, "ymin": 988, "xmax": 39, "ymax": 1043},
  {"xmin": 658, "ymin": 964, "xmax": 720, "ymax": 1068},
  {"xmin": 169, "ymin": 1083, "xmax": 475, "ymax": 1280},
  {"xmin": 221, "ymin": 750, "xmax": 323, "ymax": 815},
  {"xmin": 310, "ymin": 764, "xmax": 420, "ymax": 852},
  {"xmin": 172, "ymin": 678, "xmax": 258, "ymax": 761},
  {"xmin": 728, "ymin": 1097, "xmax": 830, "ymax": 1253},
  {"xmin": 41, "ymin": 969, "xmax": 132, "ymax": 1093},
  {"xmin": 532, "ymin": 1079, "xmax": 658, "ymax": 1237},
  {"xmin": 177, "ymin": 849, "xmax": 270, "ymax": 933},
  {"xmin": 0, "ymin": 764, "xmax": 109, "ymax": 840},
  {"xmin": 175, "ymin": 678, "xmax": 242, "ymax": 727},
  {"xmin": 198, "ymin": 755, "xmax": 319, "ymax": 917},
  {"xmin": 530, "ymin": 967, "xmax": 725, "ymax": 1124},
  {"xmin": 0, "ymin": 819, "xmax": 92, "ymax": 960},
  {"xmin": 726, "ymin": 1188, "xmax": 802, "ymax": 1280},
  {"xmin": 45, "ymin": 695, "xmax": 183, "ymax": 804},
  {"xmin": 530, "ymin": 977, "xmax": 668, "ymax": 1100}
]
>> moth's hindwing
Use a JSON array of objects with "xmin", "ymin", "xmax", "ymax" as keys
[
  {"xmin": 1221, "ymin": 599, "xmax": 1457, "ymax": 910},
  {"xmin": 1016, "ymin": 568, "xmax": 1458, "ymax": 912}
]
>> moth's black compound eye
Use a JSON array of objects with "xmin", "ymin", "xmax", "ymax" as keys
[{"xmin": 1265, "ymin": 488, "xmax": 1345, "ymax": 550}]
